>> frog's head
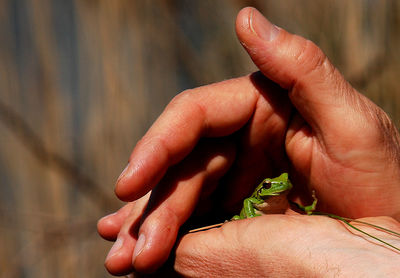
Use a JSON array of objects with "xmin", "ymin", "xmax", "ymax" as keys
[{"xmin": 257, "ymin": 173, "xmax": 292, "ymax": 198}]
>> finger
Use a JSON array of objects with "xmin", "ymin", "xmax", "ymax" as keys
[
  {"xmin": 236, "ymin": 8, "xmax": 365, "ymax": 138},
  {"xmin": 220, "ymin": 73, "xmax": 291, "ymax": 210},
  {"xmin": 104, "ymin": 193, "xmax": 150, "ymax": 276},
  {"xmin": 132, "ymin": 138, "xmax": 235, "ymax": 273},
  {"xmin": 115, "ymin": 75, "xmax": 259, "ymax": 201},
  {"xmin": 97, "ymin": 202, "xmax": 135, "ymax": 241}
]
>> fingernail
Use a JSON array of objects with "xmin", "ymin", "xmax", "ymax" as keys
[
  {"xmin": 132, "ymin": 233, "xmax": 146, "ymax": 262},
  {"xmin": 117, "ymin": 163, "xmax": 130, "ymax": 183},
  {"xmin": 106, "ymin": 237, "xmax": 124, "ymax": 261},
  {"xmin": 250, "ymin": 8, "xmax": 279, "ymax": 41}
]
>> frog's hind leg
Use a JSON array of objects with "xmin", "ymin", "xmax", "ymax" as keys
[{"xmin": 291, "ymin": 190, "xmax": 318, "ymax": 215}]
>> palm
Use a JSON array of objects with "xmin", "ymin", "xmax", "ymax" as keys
[
  {"xmin": 228, "ymin": 73, "xmax": 400, "ymax": 219},
  {"xmin": 286, "ymin": 101, "xmax": 400, "ymax": 218}
]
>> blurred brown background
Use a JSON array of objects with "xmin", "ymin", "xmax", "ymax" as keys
[{"xmin": 1, "ymin": 0, "xmax": 399, "ymax": 277}]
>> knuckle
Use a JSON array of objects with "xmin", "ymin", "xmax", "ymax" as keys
[
  {"xmin": 161, "ymin": 202, "xmax": 181, "ymax": 225},
  {"xmin": 297, "ymin": 39, "xmax": 331, "ymax": 76},
  {"xmin": 291, "ymin": 38, "xmax": 334, "ymax": 91},
  {"xmin": 169, "ymin": 89, "xmax": 195, "ymax": 107}
]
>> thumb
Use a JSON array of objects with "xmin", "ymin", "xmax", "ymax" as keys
[{"xmin": 236, "ymin": 7, "xmax": 367, "ymax": 137}]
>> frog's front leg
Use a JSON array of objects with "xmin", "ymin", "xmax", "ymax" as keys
[
  {"xmin": 231, "ymin": 197, "xmax": 264, "ymax": 220},
  {"xmin": 242, "ymin": 197, "xmax": 265, "ymax": 218}
]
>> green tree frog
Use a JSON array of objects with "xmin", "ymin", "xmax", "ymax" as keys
[
  {"xmin": 232, "ymin": 173, "xmax": 292, "ymax": 220},
  {"xmin": 191, "ymin": 173, "xmax": 399, "ymax": 252},
  {"xmin": 228, "ymin": 173, "xmax": 400, "ymax": 252}
]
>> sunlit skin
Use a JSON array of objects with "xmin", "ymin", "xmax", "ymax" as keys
[{"xmin": 98, "ymin": 7, "xmax": 400, "ymax": 276}]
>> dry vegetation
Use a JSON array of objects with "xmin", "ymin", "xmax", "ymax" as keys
[{"xmin": 1, "ymin": 0, "xmax": 399, "ymax": 277}]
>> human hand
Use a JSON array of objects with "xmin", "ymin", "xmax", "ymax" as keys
[
  {"xmin": 98, "ymin": 7, "xmax": 400, "ymax": 275},
  {"xmin": 173, "ymin": 215, "xmax": 400, "ymax": 277},
  {"xmin": 99, "ymin": 204, "xmax": 400, "ymax": 277}
]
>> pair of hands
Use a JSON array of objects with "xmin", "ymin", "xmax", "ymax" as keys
[{"xmin": 98, "ymin": 7, "xmax": 400, "ymax": 276}]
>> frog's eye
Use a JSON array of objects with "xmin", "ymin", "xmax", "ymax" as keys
[{"xmin": 262, "ymin": 180, "xmax": 272, "ymax": 190}]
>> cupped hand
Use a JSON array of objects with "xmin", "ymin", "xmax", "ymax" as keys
[{"xmin": 98, "ymin": 7, "xmax": 400, "ymax": 275}]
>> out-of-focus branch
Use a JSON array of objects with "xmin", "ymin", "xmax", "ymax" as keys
[
  {"xmin": 0, "ymin": 206, "xmax": 99, "ymax": 277},
  {"xmin": 0, "ymin": 207, "xmax": 97, "ymax": 236},
  {"xmin": 0, "ymin": 99, "xmax": 118, "ymax": 211}
]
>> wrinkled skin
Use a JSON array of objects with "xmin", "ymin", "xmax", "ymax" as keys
[{"xmin": 98, "ymin": 7, "xmax": 400, "ymax": 277}]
